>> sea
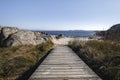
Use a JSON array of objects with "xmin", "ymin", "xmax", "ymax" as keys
[{"xmin": 33, "ymin": 30, "xmax": 95, "ymax": 38}]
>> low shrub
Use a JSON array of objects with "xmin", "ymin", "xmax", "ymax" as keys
[
  {"xmin": 68, "ymin": 39, "xmax": 120, "ymax": 80},
  {"xmin": 0, "ymin": 40, "xmax": 54, "ymax": 80}
]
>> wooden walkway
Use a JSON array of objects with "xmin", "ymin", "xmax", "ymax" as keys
[{"xmin": 29, "ymin": 46, "xmax": 101, "ymax": 80}]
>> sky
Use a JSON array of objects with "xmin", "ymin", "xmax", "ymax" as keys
[{"xmin": 0, "ymin": 0, "xmax": 120, "ymax": 30}]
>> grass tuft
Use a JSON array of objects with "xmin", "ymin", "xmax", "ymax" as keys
[
  {"xmin": 0, "ymin": 40, "xmax": 54, "ymax": 80},
  {"xmin": 68, "ymin": 39, "xmax": 120, "ymax": 80}
]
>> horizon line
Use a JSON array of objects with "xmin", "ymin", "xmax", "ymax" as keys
[{"xmin": 0, "ymin": 25, "xmax": 108, "ymax": 31}]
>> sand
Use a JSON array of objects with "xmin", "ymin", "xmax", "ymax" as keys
[{"xmin": 52, "ymin": 37, "xmax": 90, "ymax": 45}]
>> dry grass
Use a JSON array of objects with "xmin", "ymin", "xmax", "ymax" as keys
[
  {"xmin": 68, "ymin": 39, "xmax": 120, "ymax": 80},
  {"xmin": 0, "ymin": 40, "xmax": 54, "ymax": 80}
]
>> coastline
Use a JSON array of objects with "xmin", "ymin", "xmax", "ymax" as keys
[{"xmin": 52, "ymin": 37, "xmax": 90, "ymax": 45}]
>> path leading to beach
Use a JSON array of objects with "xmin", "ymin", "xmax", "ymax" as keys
[
  {"xmin": 29, "ymin": 46, "xmax": 101, "ymax": 80},
  {"xmin": 52, "ymin": 37, "xmax": 89, "ymax": 45}
]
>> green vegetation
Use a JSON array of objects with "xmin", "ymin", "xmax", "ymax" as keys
[
  {"xmin": 68, "ymin": 39, "xmax": 120, "ymax": 80},
  {"xmin": 0, "ymin": 40, "xmax": 54, "ymax": 80}
]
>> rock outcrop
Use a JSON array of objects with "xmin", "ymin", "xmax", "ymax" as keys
[
  {"xmin": 56, "ymin": 34, "xmax": 64, "ymax": 39},
  {"xmin": 5, "ymin": 30, "xmax": 37, "ymax": 46},
  {"xmin": 0, "ymin": 26, "xmax": 53, "ymax": 47},
  {"xmin": 106, "ymin": 24, "xmax": 120, "ymax": 40},
  {"xmin": 96, "ymin": 24, "xmax": 120, "ymax": 40},
  {"xmin": 34, "ymin": 32, "xmax": 47, "ymax": 44}
]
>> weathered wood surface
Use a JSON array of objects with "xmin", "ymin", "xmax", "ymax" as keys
[{"xmin": 29, "ymin": 46, "xmax": 102, "ymax": 80}]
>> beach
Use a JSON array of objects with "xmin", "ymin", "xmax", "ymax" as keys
[{"xmin": 52, "ymin": 37, "xmax": 90, "ymax": 45}]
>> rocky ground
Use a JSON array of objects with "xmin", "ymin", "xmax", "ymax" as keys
[{"xmin": 0, "ymin": 26, "xmax": 54, "ymax": 47}]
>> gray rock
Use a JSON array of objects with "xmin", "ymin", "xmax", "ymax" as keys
[
  {"xmin": 56, "ymin": 34, "xmax": 64, "ymax": 39},
  {"xmin": 34, "ymin": 32, "xmax": 44, "ymax": 40},
  {"xmin": 0, "ymin": 27, "xmax": 19, "ymax": 46},
  {"xmin": 5, "ymin": 30, "xmax": 37, "ymax": 46},
  {"xmin": 1, "ymin": 27, "xmax": 19, "ymax": 39},
  {"xmin": 35, "ymin": 39, "xmax": 45, "ymax": 44},
  {"xmin": 96, "ymin": 24, "xmax": 120, "ymax": 40},
  {"xmin": 0, "ymin": 26, "xmax": 55, "ymax": 47}
]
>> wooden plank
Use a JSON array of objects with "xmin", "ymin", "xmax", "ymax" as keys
[{"xmin": 29, "ymin": 46, "xmax": 102, "ymax": 80}]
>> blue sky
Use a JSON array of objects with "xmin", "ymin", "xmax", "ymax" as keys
[{"xmin": 0, "ymin": 0, "xmax": 120, "ymax": 30}]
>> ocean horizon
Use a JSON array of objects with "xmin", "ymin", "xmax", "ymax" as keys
[{"xmin": 33, "ymin": 30, "xmax": 95, "ymax": 38}]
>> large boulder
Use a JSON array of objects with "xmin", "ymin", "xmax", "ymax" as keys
[
  {"xmin": 0, "ymin": 26, "xmax": 47, "ymax": 47},
  {"xmin": 1, "ymin": 27, "xmax": 19, "ymax": 39},
  {"xmin": 106, "ymin": 24, "xmax": 120, "ymax": 39},
  {"xmin": 0, "ymin": 27, "xmax": 19, "ymax": 46},
  {"xmin": 5, "ymin": 30, "xmax": 37, "ymax": 46},
  {"xmin": 96, "ymin": 24, "xmax": 120, "ymax": 40},
  {"xmin": 34, "ymin": 32, "xmax": 47, "ymax": 44},
  {"xmin": 34, "ymin": 32, "xmax": 44, "ymax": 40}
]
